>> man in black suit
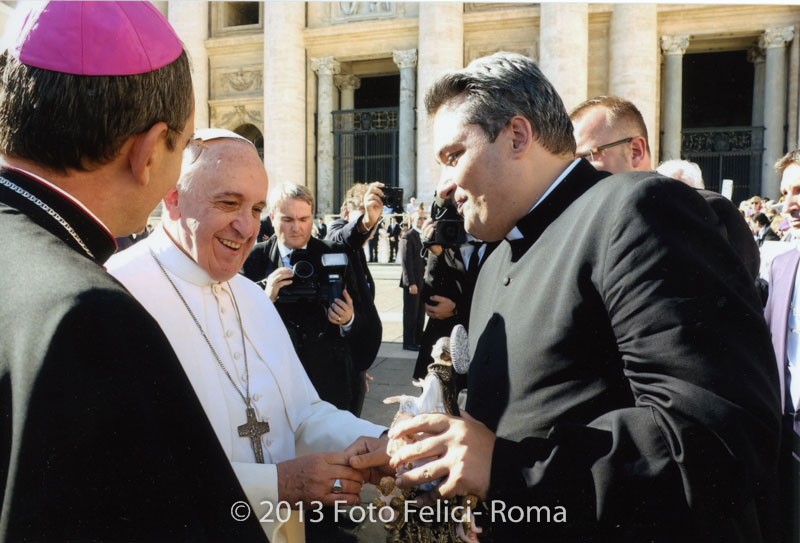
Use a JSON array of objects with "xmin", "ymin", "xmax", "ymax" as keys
[
  {"xmin": 754, "ymin": 212, "xmax": 781, "ymax": 246},
  {"xmin": 258, "ymin": 214, "xmax": 274, "ymax": 241},
  {"xmin": 382, "ymin": 53, "xmax": 779, "ymax": 541},
  {"xmin": 399, "ymin": 212, "xmax": 426, "ymax": 351},
  {"xmin": 0, "ymin": 2, "xmax": 264, "ymax": 540},
  {"xmin": 315, "ymin": 216, "xmax": 328, "ymax": 239},
  {"xmin": 242, "ymin": 183, "xmax": 381, "ymax": 415},
  {"xmin": 325, "ymin": 182, "xmax": 385, "ymax": 414},
  {"xmin": 388, "ymin": 215, "xmax": 402, "ymax": 261},
  {"xmin": 327, "ymin": 182, "xmax": 385, "ymax": 300},
  {"xmin": 368, "ymin": 218, "xmax": 380, "ymax": 262},
  {"xmin": 412, "ymin": 198, "xmax": 497, "ymax": 379},
  {"xmin": 571, "ymin": 95, "xmax": 760, "ymax": 281},
  {"xmin": 114, "ymin": 225, "xmax": 149, "ymax": 252}
]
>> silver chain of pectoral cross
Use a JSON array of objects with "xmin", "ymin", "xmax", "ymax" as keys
[
  {"xmin": 151, "ymin": 249, "xmax": 270, "ymax": 463},
  {"xmin": 0, "ymin": 176, "xmax": 95, "ymax": 259}
]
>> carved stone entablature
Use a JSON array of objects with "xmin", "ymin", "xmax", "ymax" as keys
[
  {"xmin": 466, "ymin": 43, "xmax": 537, "ymax": 65},
  {"xmin": 661, "ymin": 34, "xmax": 690, "ymax": 56},
  {"xmin": 222, "ymin": 68, "xmax": 263, "ymax": 93},
  {"xmin": 332, "ymin": 2, "xmax": 395, "ymax": 23},
  {"xmin": 465, "ymin": 3, "xmax": 532, "ymax": 12},
  {"xmin": 760, "ymin": 26, "xmax": 795, "ymax": 50},
  {"xmin": 310, "ymin": 56, "xmax": 341, "ymax": 76},
  {"xmin": 393, "ymin": 49, "xmax": 418, "ymax": 69},
  {"xmin": 211, "ymin": 104, "xmax": 264, "ymax": 130},
  {"xmin": 334, "ymin": 74, "xmax": 361, "ymax": 91}
]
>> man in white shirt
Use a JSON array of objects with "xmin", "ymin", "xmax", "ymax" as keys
[{"xmin": 107, "ymin": 129, "xmax": 387, "ymax": 543}]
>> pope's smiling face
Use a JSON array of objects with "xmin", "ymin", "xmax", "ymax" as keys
[{"xmin": 167, "ymin": 139, "xmax": 268, "ymax": 281}]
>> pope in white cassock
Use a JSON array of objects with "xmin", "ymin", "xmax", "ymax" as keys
[{"xmin": 107, "ymin": 129, "xmax": 390, "ymax": 543}]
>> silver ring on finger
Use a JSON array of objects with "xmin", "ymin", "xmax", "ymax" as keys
[{"xmin": 332, "ymin": 479, "xmax": 343, "ymax": 494}]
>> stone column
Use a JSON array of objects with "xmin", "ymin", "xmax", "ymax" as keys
[
  {"xmin": 788, "ymin": 27, "xmax": 799, "ymax": 152},
  {"xmin": 609, "ymin": 5, "xmax": 658, "ymax": 159},
  {"xmin": 335, "ymin": 75, "xmax": 360, "ymax": 111},
  {"xmin": 749, "ymin": 46, "xmax": 767, "ymax": 189},
  {"xmin": 538, "ymin": 3, "xmax": 588, "ymax": 113},
  {"xmin": 660, "ymin": 34, "xmax": 689, "ymax": 161},
  {"xmin": 393, "ymin": 49, "xmax": 417, "ymax": 201},
  {"xmin": 311, "ymin": 57, "xmax": 341, "ymax": 215},
  {"xmin": 334, "ymin": 74, "xmax": 360, "ymax": 195},
  {"xmin": 761, "ymin": 26, "xmax": 794, "ymax": 197},
  {"xmin": 264, "ymin": 3, "xmax": 305, "ymax": 188},
  {"xmin": 151, "ymin": 2, "xmax": 168, "ymax": 17},
  {"xmin": 417, "ymin": 3, "xmax": 463, "ymax": 202},
  {"xmin": 749, "ymin": 46, "xmax": 766, "ymax": 128},
  {"xmin": 168, "ymin": 1, "xmax": 209, "ymax": 128}
]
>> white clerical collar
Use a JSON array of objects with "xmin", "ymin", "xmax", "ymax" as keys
[
  {"xmin": 150, "ymin": 225, "xmax": 218, "ymax": 287},
  {"xmin": 5, "ymin": 164, "xmax": 114, "ymax": 239},
  {"xmin": 505, "ymin": 158, "xmax": 580, "ymax": 241},
  {"xmin": 277, "ymin": 240, "xmax": 308, "ymax": 261}
]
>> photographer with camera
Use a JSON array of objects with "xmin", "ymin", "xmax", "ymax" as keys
[
  {"xmin": 325, "ymin": 182, "xmax": 396, "ymax": 415},
  {"xmin": 242, "ymin": 183, "xmax": 380, "ymax": 416},
  {"xmin": 412, "ymin": 196, "xmax": 497, "ymax": 379}
]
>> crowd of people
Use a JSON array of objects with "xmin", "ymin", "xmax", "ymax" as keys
[{"xmin": 1, "ymin": 2, "xmax": 799, "ymax": 543}]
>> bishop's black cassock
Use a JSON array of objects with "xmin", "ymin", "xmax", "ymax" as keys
[{"xmin": 0, "ymin": 168, "xmax": 266, "ymax": 541}]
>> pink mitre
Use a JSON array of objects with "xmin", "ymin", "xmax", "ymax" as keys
[{"xmin": 8, "ymin": 1, "xmax": 181, "ymax": 76}]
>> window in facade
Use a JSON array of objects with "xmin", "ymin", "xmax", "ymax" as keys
[{"xmin": 225, "ymin": 2, "xmax": 260, "ymax": 27}]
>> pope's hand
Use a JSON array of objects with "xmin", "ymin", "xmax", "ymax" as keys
[
  {"xmin": 277, "ymin": 451, "xmax": 365, "ymax": 507},
  {"xmin": 264, "ymin": 267, "xmax": 293, "ymax": 302},
  {"xmin": 388, "ymin": 411, "xmax": 496, "ymax": 503},
  {"xmin": 345, "ymin": 434, "xmax": 393, "ymax": 485}
]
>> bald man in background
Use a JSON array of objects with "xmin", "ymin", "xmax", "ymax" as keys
[{"xmin": 571, "ymin": 95, "xmax": 760, "ymax": 282}]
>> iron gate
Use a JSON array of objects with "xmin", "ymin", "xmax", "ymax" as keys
[
  {"xmin": 332, "ymin": 108, "xmax": 399, "ymax": 207},
  {"xmin": 681, "ymin": 126, "xmax": 764, "ymax": 204}
]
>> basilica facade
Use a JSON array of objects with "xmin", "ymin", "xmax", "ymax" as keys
[{"xmin": 136, "ymin": 3, "xmax": 800, "ymax": 209}]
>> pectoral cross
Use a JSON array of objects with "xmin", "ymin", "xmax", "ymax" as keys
[{"xmin": 238, "ymin": 407, "xmax": 270, "ymax": 464}]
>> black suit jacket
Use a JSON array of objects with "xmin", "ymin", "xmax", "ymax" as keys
[
  {"xmin": 413, "ymin": 247, "xmax": 468, "ymax": 379},
  {"xmin": 388, "ymin": 223, "xmax": 401, "ymax": 241},
  {"xmin": 756, "ymin": 224, "xmax": 781, "ymax": 247},
  {"xmin": 697, "ymin": 189, "xmax": 760, "ymax": 278},
  {"xmin": 326, "ymin": 217, "xmax": 376, "ymax": 300},
  {"xmin": 0, "ymin": 168, "xmax": 265, "ymax": 541},
  {"xmin": 242, "ymin": 236, "xmax": 381, "ymax": 405},
  {"xmin": 468, "ymin": 160, "xmax": 779, "ymax": 541},
  {"xmin": 399, "ymin": 229, "xmax": 425, "ymax": 289},
  {"xmin": 413, "ymin": 241, "xmax": 498, "ymax": 380}
]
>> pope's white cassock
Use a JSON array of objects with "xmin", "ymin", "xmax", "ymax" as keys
[{"xmin": 107, "ymin": 227, "xmax": 385, "ymax": 543}]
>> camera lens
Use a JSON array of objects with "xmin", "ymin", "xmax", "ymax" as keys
[{"xmin": 292, "ymin": 260, "xmax": 314, "ymax": 279}]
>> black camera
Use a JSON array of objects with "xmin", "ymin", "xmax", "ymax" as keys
[
  {"xmin": 428, "ymin": 195, "xmax": 466, "ymax": 247},
  {"xmin": 381, "ymin": 187, "xmax": 404, "ymax": 212},
  {"xmin": 275, "ymin": 249, "xmax": 347, "ymax": 307},
  {"xmin": 433, "ymin": 219, "xmax": 467, "ymax": 246}
]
